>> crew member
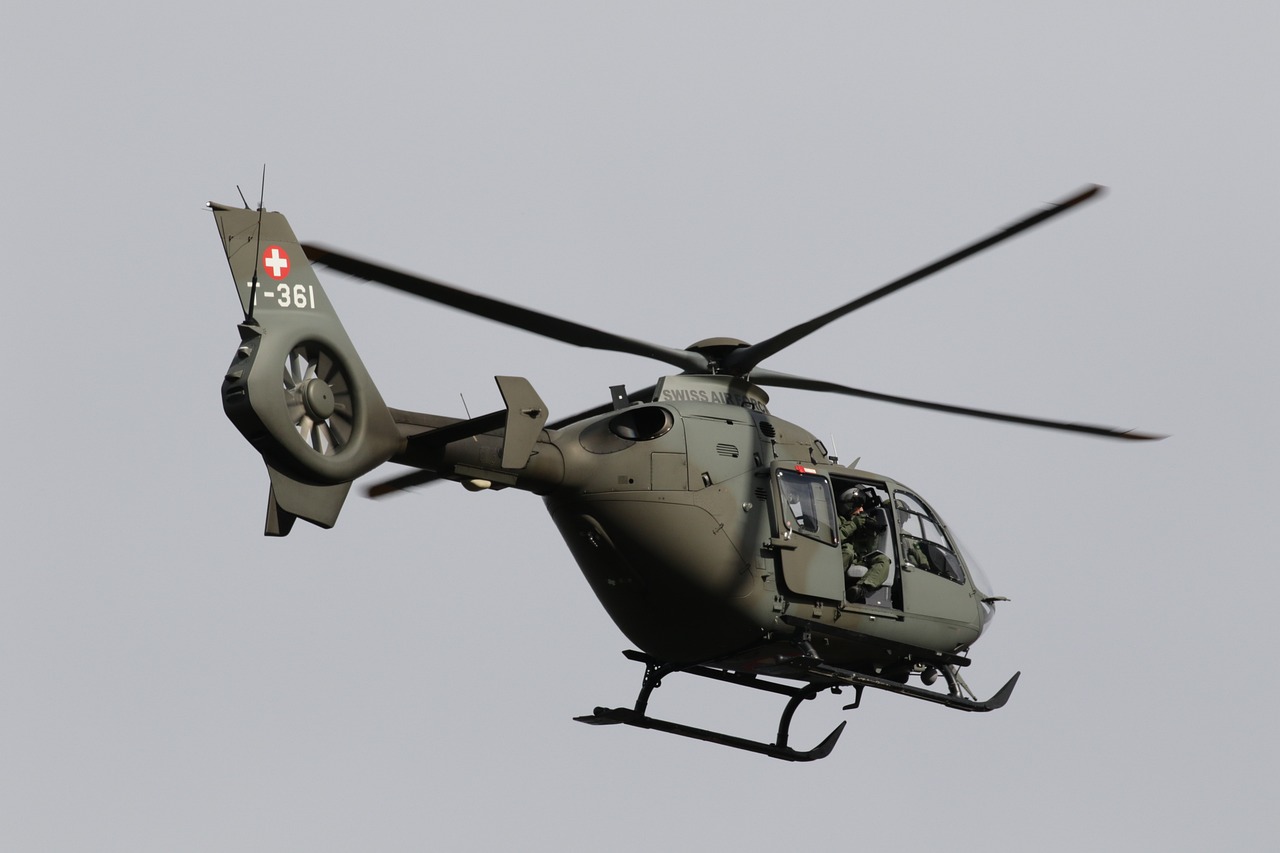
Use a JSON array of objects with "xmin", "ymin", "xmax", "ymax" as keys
[{"xmin": 838, "ymin": 488, "xmax": 890, "ymax": 601}]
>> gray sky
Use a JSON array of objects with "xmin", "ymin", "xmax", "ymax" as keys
[{"xmin": 4, "ymin": 3, "xmax": 1277, "ymax": 850}]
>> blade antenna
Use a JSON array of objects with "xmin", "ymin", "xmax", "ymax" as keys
[
  {"xmin": 245, "ymin": 165, "xmax": 266, "ymax": 324},
  {"xmin": 460, "ymin": 393, "xmax": 480, "ymax": 443}
]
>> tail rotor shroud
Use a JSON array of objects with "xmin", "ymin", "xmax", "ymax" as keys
[{"xmin": 210, "ymin": 202, "xmax": 402, "ymax": 534}]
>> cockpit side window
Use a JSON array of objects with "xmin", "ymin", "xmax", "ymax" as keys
[
  {"xmin": 776, "ymin": 469, "xmax": 838, "ymax": 546},
  {"xmin": 894, "ymin": 491, "xmax": 966, "ymax": 584}
]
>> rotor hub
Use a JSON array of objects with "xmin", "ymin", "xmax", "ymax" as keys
[
  {"xmin": 684, "ymin": 337, "xmax": 750, "ymax": 373},
  {"xmin": 302, "ymin": 377, "xmax": 336, "ymax": 420}
]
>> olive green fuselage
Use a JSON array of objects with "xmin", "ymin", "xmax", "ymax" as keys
[{"xmin": 413, "ymin": 374, "xmax": 988, "ymax": 674}]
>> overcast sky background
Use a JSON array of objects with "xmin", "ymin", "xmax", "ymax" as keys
[{"xmin": 3, "ymin": 3, "xmax": 1277, "ymax": 850}]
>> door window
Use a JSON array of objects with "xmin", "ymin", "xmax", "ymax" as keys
[{"xmin": 775, "ymin": 468, "xmax": 838, "ymax": 546}]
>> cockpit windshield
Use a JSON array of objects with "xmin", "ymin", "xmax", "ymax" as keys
[
  {"xmin": 893, "ymin": 491, "xmax": 966, "ymax": 584},
  {"xmin": 952, "ymin": 532, "xmax": 999, "ymax": 627}
]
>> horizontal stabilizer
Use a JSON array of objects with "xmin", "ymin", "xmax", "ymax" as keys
[
  {"xmin": 403, "ymin": 411, "xmax": 506, "ymax": 452},
  {"xmin": 393, "ymin": 377, "xmax": 547, "ymax": 474}
]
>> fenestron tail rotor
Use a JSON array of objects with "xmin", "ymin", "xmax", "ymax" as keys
[
  {"xmin": 283, "ymin": 342, "xmax": 355, "ymax": 456},
  {"xmin": 210, "ymin": 202, "xmax": 403, "ymax": 533}
]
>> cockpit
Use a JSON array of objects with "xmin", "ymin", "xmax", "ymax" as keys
[{"xmin": 770, "ymin": 466, "xmax": 987, "ymax": 627}]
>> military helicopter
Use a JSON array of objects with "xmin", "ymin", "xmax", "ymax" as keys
[{"xmin": 209, "ymin": 184, "xmax": 1159, "ymax": 761}]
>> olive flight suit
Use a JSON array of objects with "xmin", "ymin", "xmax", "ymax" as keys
[{"xmin": 840, "ymin": 512, "xmax": 890, "ymax": 598}]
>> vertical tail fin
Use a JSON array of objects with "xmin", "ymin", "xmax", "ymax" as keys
[{"xmin": 209, "ymin": 202, "xmax": 403, "ymax": 534}]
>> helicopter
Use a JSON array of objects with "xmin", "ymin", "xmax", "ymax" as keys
[{"xmin": 208, "ymin": 184, "xmax": 1159, "ymax": 761}]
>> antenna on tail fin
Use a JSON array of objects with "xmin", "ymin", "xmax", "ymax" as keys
[{"xmin": 246, "ymin": 165, "xmax": 266, "ymax": 324}]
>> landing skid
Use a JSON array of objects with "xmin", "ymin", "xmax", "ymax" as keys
[
  {"xmin": 778, "ymin": 614, "xmax": 1021, "ymax": 712},
  {"xmin": 788, "ymin": 659, "xmax": 1021, "ymax": 713},
  {"xmin": 575, "ymin": 650, "xmax": 847, "ymax": 762},
  {"xmin": 576, "ymin": 648, "xmax": 1021, "ymax": 761}
]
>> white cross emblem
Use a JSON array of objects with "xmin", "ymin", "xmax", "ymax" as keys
[{"xmin": 263, "ymin": 246, "xmax": 290, "ymax": 279}]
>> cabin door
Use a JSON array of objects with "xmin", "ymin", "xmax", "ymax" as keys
[{"xmin": 770, "ymin": 466, "xmax": 844, "ymax": 602}]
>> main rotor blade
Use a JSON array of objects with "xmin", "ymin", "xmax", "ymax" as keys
[
  {"xmin": 723, "ymin": 185, "xmax": 1105, "ymax": 374},
  {"xmin": 302, "ymin": 244, "xmax": 704, "ymax": 373},
  {"xmin": 750, "ymin": 367, "xmax": 1164, "ymax": 441}
]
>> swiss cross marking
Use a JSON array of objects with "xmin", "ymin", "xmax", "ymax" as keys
[{"xmin": 263, "ymin": 245, "xmax": 291, "ymax": 280}]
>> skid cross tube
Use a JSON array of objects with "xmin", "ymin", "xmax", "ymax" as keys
[{"xmin": 574, "ymin": 650, "xmax": 848, "ymax": 762}]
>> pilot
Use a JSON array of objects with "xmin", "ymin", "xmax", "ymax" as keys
[
  {"xmin": 838, "ymin": 488, "xmax": 891, "ymax": 601},
  {"xmin": 893, "ymin": 498, "xmax": 933, "ymax": 571}
]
